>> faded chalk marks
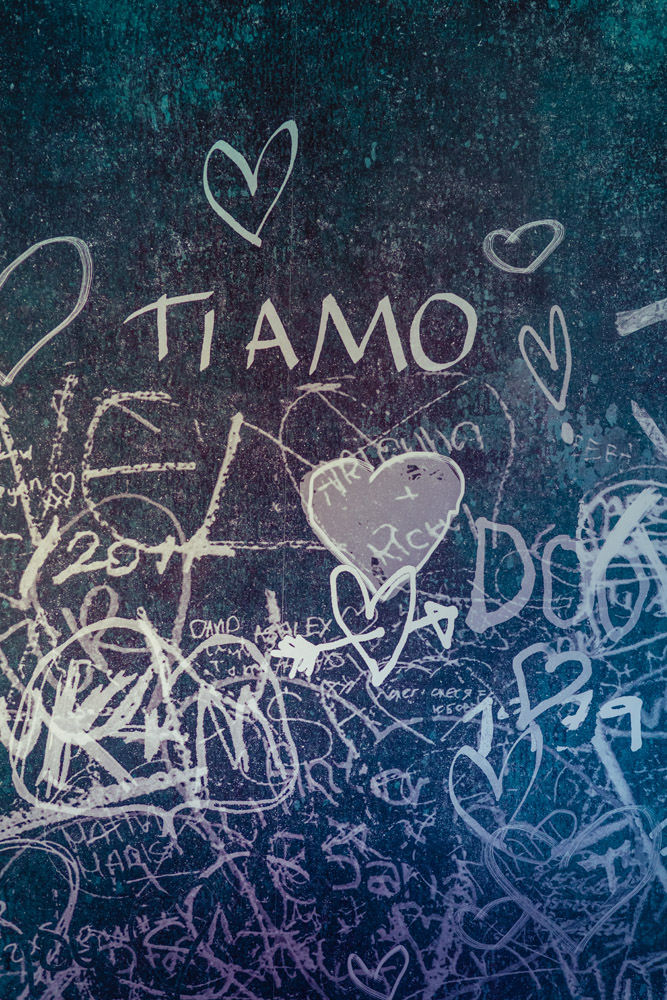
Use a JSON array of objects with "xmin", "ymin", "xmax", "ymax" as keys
[
  {"xmin": 483, "ymin": 219, "xmax": 565, "ymax": 274},
  {"xmin": 631, "ymin": 400, "xmax": 667, "ymax": 462},
  {"xmin": 0, "ymin": 3, "xmax": 665, "ymax": 999},
  {"xmin": 617, "ymin": 295, "xmax": 667, "ymax": 336}
]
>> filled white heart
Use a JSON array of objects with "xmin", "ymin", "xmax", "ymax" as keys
[{"xmin": 301, "ymin": 451, "xmax": 465, "ymax": 593}]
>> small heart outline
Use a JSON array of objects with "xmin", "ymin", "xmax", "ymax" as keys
[
  {"xmin": 483, "ymin": 219, "xmax": 565, "ymax": 274},
  {"xmin": 330, "ymin": 564, "xmax": 416, "ymax": 687},
  {"xmin": 347, "ymin": 944, "xmax": 410, "ymax": 1000},
  {"xmin": 0, "ymin": 237, "xmax": 93, "ymax": 387},
  {"xmin": 512, "ymin": 640, "xmax": 592, "ymax": 732},
  {"xmin": 203, "ymin": 119, "xmax": 298, "ymax": 247},
  {"xmin": 518, "ymin": 304, "xmax": 571, "ymax": 412},
  {"xmin": 51, "ymin": 471, "xmax": 75, "ymax": 498}
]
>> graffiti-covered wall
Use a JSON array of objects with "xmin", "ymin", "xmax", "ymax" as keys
[{"xmin": 0, "ymin": 2, "xmax": 665, "ymax": 998}]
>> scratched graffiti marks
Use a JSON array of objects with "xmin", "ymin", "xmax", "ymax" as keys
[
  {"xmin": 1, "ymin": 2, "xmax": 667, "ymax": 999},
  {"xmin": 0, "ymin": 367, "xmax": 661, "ymax": 1000}
]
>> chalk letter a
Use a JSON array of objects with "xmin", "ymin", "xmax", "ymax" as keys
[{"xmin": 245, "ymin": 299, "xmax": 299, "ymax": 369}]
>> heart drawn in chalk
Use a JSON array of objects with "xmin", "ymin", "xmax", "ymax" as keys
[
  {"xmin": 483, "ymin": 219, "xmax": 565, "ymax": 274},
  {"xmin": 0, "ymin": 237, "xmax": 93, "ymax": 387},
  {"xmin": 347, "ymin": 944, "xmax": 410, "ymax": 1000},
  {"xmin": 448, "ymin": 726, "xmax": 544, "ymax": 848},
  {"xmin": 331, "ymin": 564, "xmax": 416, "ymax": 687},
  {"xmin": 485, "ymin": 807, "xmax": 658, "ymax": 954},
  {"xmin": 203, "ymin": 119, "xmax": 298, "ymax": 247},
  {"xmin": 51, "ymin": 471, "xmax": 75, "ymax": 498},
  {"xmin": 301, "ymin": 452, "xmax": 465, "ymax": 592},
  {"xmin": 518, "ymin": 304, "xmax": 571, "ymax": 412},
  {"xmin": 511, "ymin": 642, "xmax": 592, "ymax": 732}
]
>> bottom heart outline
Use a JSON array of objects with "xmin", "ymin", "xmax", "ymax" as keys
[
  {"xmin": 347, "ymin": 944, "xmax": 410, "ymax": 1000},
  {"xmin": 484, "ymin": 807, "xmax": 659, "ymax": 954}
]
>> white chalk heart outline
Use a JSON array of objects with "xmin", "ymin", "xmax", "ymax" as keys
[
  {"xmin": 0, "ymin": 237, "xmax": 93, "ymax": 387},
  {"xmin": 51, "ymin": 471, "xmax": 75, "ymax": 497},
  {"xmin": 330, "ymin": 564, "xmax": 416, "ymax": 687},
  {"xmin": 304, "ymin": 452, "xmax": 465, "ymax": 594},
  {"xmin": 512, "ymin": 641, "xmax": 592, "ymax": 732},
  {"xmin": 203, "ymin": 119, "xmax": 298, "ymax": 247},
  {"xmin": 485, "ymin": 806, "xmax": 659, "ymax": 954},
  {"xmin": 483, "ymin": 219, "xmax": 565, "ymax": 274},
  {"xmin": 518, "ymin": 304, "xmax": 571, "ymax": 412},
  {"xmin": 448, "ymin": 726, "xmax": 544, "ymax": 851},
  {"xmin": 347, "ymin": 944, "xmax": 410, "ymax": 1000}
]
